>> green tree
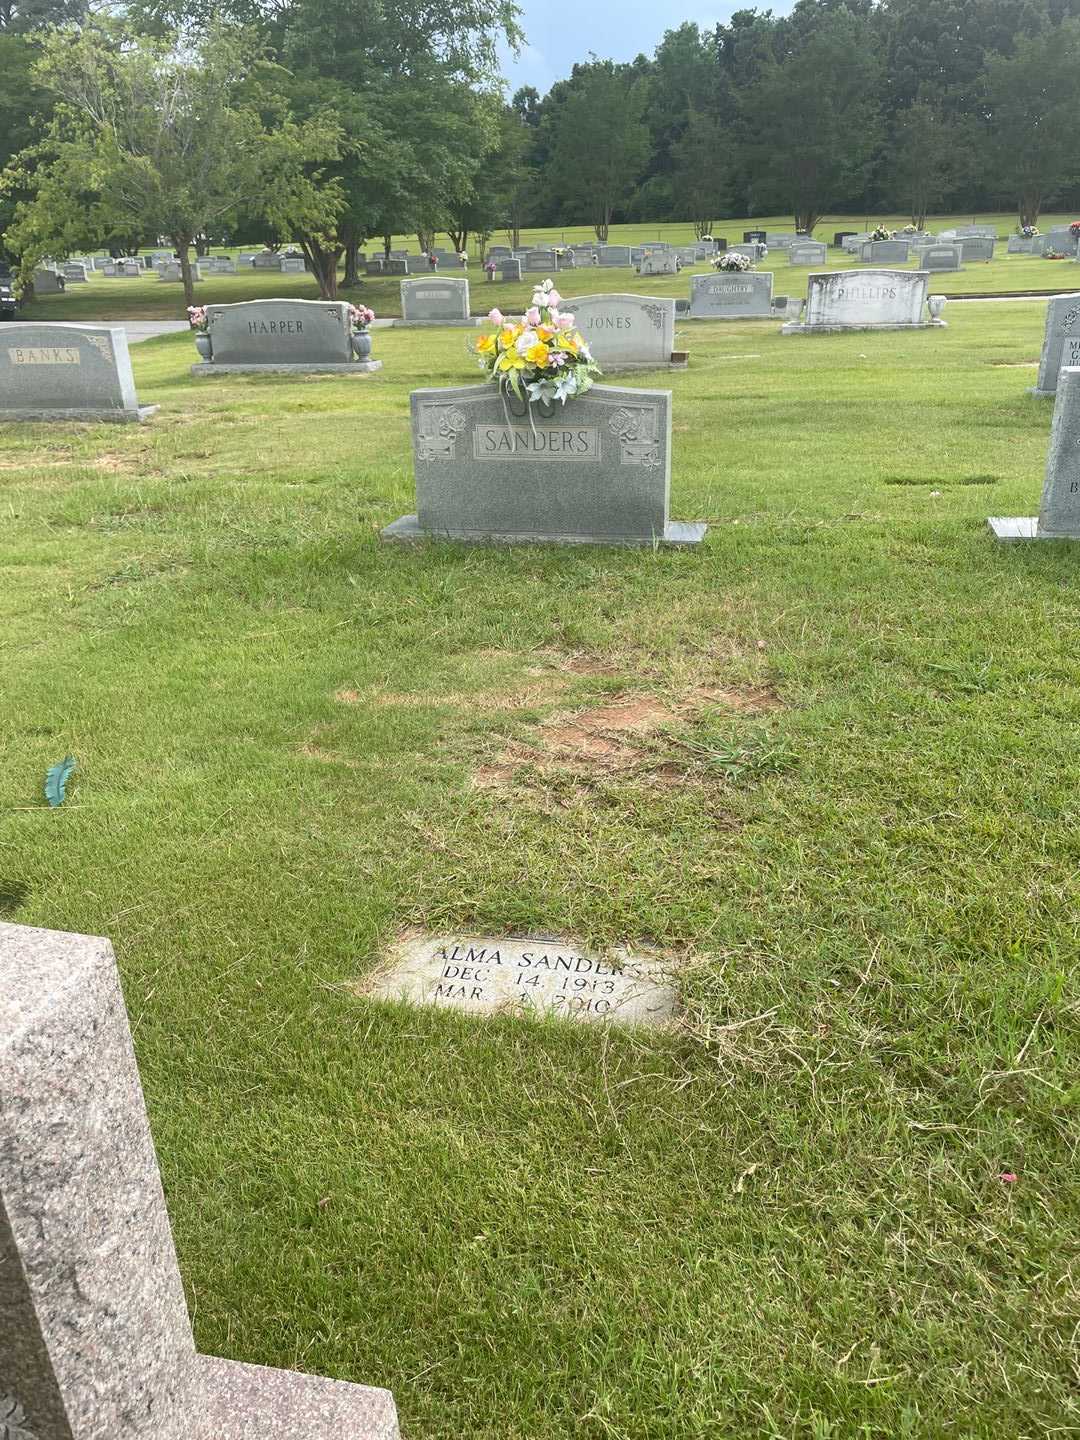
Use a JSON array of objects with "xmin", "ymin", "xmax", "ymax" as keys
[
  {"xmin": 3, "ymin": 22, "xmax": 341, "ymax": 304},
  {"xmin": 739, "ymin": 10, "xmax": 883, "ymax": 232},
  {"xmin": 980, "ymin": 20, "xmax": 1080, "ymax": 227},
  {"xmin": 671, "ymin": 107, "xmax": 731, "ymax": 236},
  {"xmin": 545, "ymin": 61, "xmax": 649, "ymax": 241},
  {"xmin": 885, "ymin": 98, "xmax": 965, "ymax": 227}
]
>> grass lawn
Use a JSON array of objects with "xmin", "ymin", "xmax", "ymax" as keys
[{"xmin": 1, "ymin": 303, "xmax": 1078, "ymax": 1439}]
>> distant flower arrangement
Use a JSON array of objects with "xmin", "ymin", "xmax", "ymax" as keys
[
  {"xmin": 186, "ymin": 305, "xmax": 207, "ymax": 331},
  {"xmin": 474, "ymin": 279, "xmax": 600, "ymax": 407},
  {"xmin": 900, "ymin": 223, "xmax": 919, "ymax": 234},
  {"xmin": 1043, "ymin": 250, "xmax": 1067, "ymax": 260},
  {"xmin": 713, "ymin": 251, "xmax": 754, "ymax": 271},
  {"xmin": 870, "ymin": 225, "xmax": 894, "ymax": 242},
  {"xmin": 1070, "ymin": 221, "xmax": 1080, "ymax": 236},
  {"xmin": 348, "ymin": 304, "xmax": 375, "ymax": 332},
  {"xmin": 1020, "ymin": 225, "xmax": 1041, "ymax": 237}
]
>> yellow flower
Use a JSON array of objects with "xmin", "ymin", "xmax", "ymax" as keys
[
  {"xmin": 560, "ymin": 332, "xmax": 580, "ymax": 355},
  {"xmin": 477, "ymin": 333, "xmax": 497, "ymax": 355},
  {"xmin": 497, "ymin": 326, "xmax": 520, "ymax": 351},
  {"xmin": 525, "ymin": 341, "xmax": 551, "ymax": 368},
  {"xmin": 496, "ymin": 349, "xmax": 527, "ymax": 372}
]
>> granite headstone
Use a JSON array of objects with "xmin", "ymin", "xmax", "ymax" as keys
[
  {"xmin": 687, "ymin": 270, "xmax": 773, "ymax": 318},
  {"xmin": 990, "ymin": 366, "xmax": 1080, "ymax": 540},
  {"xmin": 567, "ymin": 293, "xmax": 679, "ymax": 370},
  {"xmin": 1031, "ymin": 294, "xmax": 1080, "ymax": 397},
  {"xmin": 0, "ymin": 323, "xmax": 156, "ymax": 422}
]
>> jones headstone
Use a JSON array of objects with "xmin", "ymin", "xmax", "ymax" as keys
[
  {"xmin": 399, "ymin": 276, "xmax": 472, "ymax": 324},
  {"xmin": 364, "ymin": 935, "xmax": 676, "ymax": 1026},
  {"xmin": 783, "ymin": 270, "xmax": 933, "ymax": 332},
  {"xmin": 567, "ymin": 293, "xmax": 677, "ymax": 370},
  {"xmin": 383, "ymin": 382, "xmax": 704, "ymax": 546},
  {"xmin": 0, "ymin": 920, "xmax": 399, "ymax": 1440},
  {"xmin": 1032, "ymin": 294, "xmax": 1080, "ymax": 397},
  {"xmin": 0, "ymin": 323, "xmax": 156, "ymax": 422},
  {"xmin": 688, "ymin": 270, "xmax": 773, "ymax": 318},
  {"xmin": 990, "ymin": 367, "xmax": 1080, "ymax": 541}
]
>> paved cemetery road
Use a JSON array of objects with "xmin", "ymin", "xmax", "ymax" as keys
[{"xmin": 0, "ymin": 316, "xmax": 189, "ymax": 341}]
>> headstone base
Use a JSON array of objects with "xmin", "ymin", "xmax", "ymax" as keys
[
  {"xmin": 201, "ymin": 1355, "xmax": 398, "ymax": 1440},
  {"xmin": 599, "ymin": 353, "xmax": 689, "ymax": 372},
  {"xmin": 0, "ymin": 404, "xmax": 158, "ymax": 423},
  {"xmin": 781, "ymin": 320, "xmax": 940, "ymax": 334},
  {"xmin": 389, "ymin": 318, "xmax": 481, "ymax": 328},
  {"xmin": 191, "ymin": 362, "xmax": 382, "ymax": 375},
  {"xmin": 380, "ymin": 514, "xmax": 707, "ymax": 547},
  {"xmin": 1027, "ymin": 387, "xmax": 1056, "ymax": 398},
  {"xmin": 988, "ymin": 517, "xmax": 1040, "ymax": 542}
]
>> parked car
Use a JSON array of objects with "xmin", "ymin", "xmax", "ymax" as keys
[{"xmin": 0, "ymin": 280, "xmax": 17, "ymax": 320}]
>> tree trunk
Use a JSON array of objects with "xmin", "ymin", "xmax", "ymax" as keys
[
  {"xmin": 1020, "ymin": 191, "xmax": 1041, "ymax": 229},
  {"xmin": 594, "ymin": 207, "xmax": 610, "ymax": 243},
  {"xmin": 447, "ymin": 228, "xmax": 466, "ymax": 252},
  {"xmin": 794, "ymin": 210, "xmax": 819, "ymax": 234},
  {"xmin": 299, "ymin": 235, "xmax": 342, "ymax": 298},
  {"xmin": 383, "ymin": 233, "xmax": 392, "ymax": 257},
  {"xmin": 694, "ymin": 218, "xmax": 713, "ymax": 239},
  {"xmin": 507, "ymin": 221, "xmax": 521, "ymax": 250},
  {"xmin": 194, "ymin": 235, "xmax": 209, "ymax": 257},
  {"xmin": 342, "ymin": 223, "xmax": 360, "ymax": 288},
  {"xmin": 174, "ymin": 234, "xmax": 196, "ymax": 309}
]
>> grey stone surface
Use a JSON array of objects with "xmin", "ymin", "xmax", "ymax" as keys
[
  {"xmin": 1007, "ymin": 236, "xmax": 1040, "ymax": 254},
  {"xmin": 728, "ymin": 243, "xmax": 765, "ymax": 261},
  {"xmin": 0, "ymin": 920, "xmax": 400, "ymax": 1440},
  {"xmin": 399, "ymin": 276, "xmax": 471, "ymax": 324},
  {"xmin": 1032, "ymin": 294, "xmax": 1080, "ymax": 395},
  {"xmin": 192, "ymin": 361, "xmax": 381, "ymax": 375},
  {"xmin": 157, "ymin": 262, "xmax": 182, "ymax": 282},
  {"xmin": 384, "ymin": 258, "xmax": 415, "ymax": 275},
  {"xmin": 789, "ymin": 242, "xmax": 827, "ymax": 266},
  {"xmin": 922, "ymin": 245, "xmax": 964, "ymax": 272},
  {"xmin": 598, "ymin": 246, "xmax": 632, "ymax": 267},
  {"xmin": 202, "ymin": 299, "xmax": 352, "ymax": 366},
  {"xmin": 1044, "ymin": 228, "xmax": 1079, "ymax": 255},
  {"xmin": 0, "ymin": 323, "xmax": 155, "ymax": 423},
  {"xmin": 524, "ymin": 250, "xmax": 558, "ymax": 272},
  {"xmin": 363, "ymin": 935, "xmax": 676, "ymax": 1027},
  {"xmin": 252, "ymin": 254, "xmax": 282, "ymax": 270},
  {"xmin": 495, "ymin": 259, "xmax": 522, "ymax": 281},
  {"xmin": 990, "ymin": 366, "xmax": 1080, "ymax": 541},
  {"xmin": 567, "ymin": 293, "xmax": 676, "ymax": 369},
  {"xmin": 840, "ymin": 233, "xmax": 871, "ymax": 252},
  {"xmin": 858, "ymin": 239, "xmax": 910, "ymax": 264},
  {"xmin": 385, "ymin": 381, "xmax": 704, "ymax": 546},
  {"xmin": 62, "ymin": 263, "xmax": 89, "ymax": 283},
  {"xmin": 959, "ymin": 236, "xmax": 994, "ymax": 262},
  {"xmin": 32, "ymin": 270, "xmax": 64, "ymax": 293},
  {"xmin": 687, "ymin": 270, "xmax": 773, "ymax": 318},
  {"xmin": 280, "ymin": 257, "xmax": 306, "ymax": 273},
  {"xmin": 783, "ymin": 270, "xmax": 932, "ymax": 333},
  {"xmin": 639, "ymin": 251, "xmax": 679, "ymax": 276}
]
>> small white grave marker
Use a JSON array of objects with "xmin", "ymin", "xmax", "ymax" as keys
[{"xmin": 366, "ymin": 935, "xmax": 676, "ymax": 1027}]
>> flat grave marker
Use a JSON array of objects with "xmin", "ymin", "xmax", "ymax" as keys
[{"xmin": 364, "ymin": 935, "xmax": 676, "ymax": 1027}]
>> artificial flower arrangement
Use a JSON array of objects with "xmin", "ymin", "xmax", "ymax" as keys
[
  {"xmin": 1070, "ymin": 221, "xmax": 1080, "ymax": 236},
  {"xmin": 869, "ymin": 225, "xmax": 894, "ymax": 241},
  {"xmin": 474, "ymin": 279, "xmax": 601, "ymax": 407},
  {"xmin": 900, "ymin": 223, "xmax": 919, "ymax": 234},
  {"xmin": 458, "ymin": 251, "xmax": 469, "ymax": 266},
  {"xmin": 713, "ymin": 251, "xmax": 754, "ymax": 271},
  {"xmin": 186, "ymin": 305, "xmax": 208, "ymax": 331},
  {"xmin": 348, "ymin": 303, "xmax": 375, "ymax": 332},
  {"xmin": 1043, "ymin": 250, "xmax": 1067, "ymax": 260},
  {"xmin": 1020, "ymin": 224, "xmax": 1041, "ymax": 237}
]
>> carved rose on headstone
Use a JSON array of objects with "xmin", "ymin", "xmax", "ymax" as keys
[{"xmin": 0, "ymin": 1395, "xmax": 35, "ymax": 1440}]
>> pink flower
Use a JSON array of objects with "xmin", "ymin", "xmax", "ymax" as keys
[
  {"xmin": 525, "ymin": 306, "xmax": 541, "ymax": 326},
  {"xmin": 487, "ymin": 308, "xmax": 503, "ymax": 324},
  {"xmin": 547, "ymin": 289, "xmax": 562, "ymax": 307},
  {"xmin": 557, "ymin": 312, "xmax": 574, "ymax": 329},
  {"xmin": 998, "ymin": 1172, "xmax": 1018, "ymax": 1183}
]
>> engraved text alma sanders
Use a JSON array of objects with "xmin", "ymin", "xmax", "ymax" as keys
[{"xmin": 472, "ymin": 426, "xmax": 601, "ymax": 461}]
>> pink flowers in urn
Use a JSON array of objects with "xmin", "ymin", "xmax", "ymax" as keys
[
  {"xmin": 186, "ymin": 305, "xmax": 208, "ymax": 331},
  {"xmin": 348, "ymin": 304, "xmax": 375, "ymax": 332}
]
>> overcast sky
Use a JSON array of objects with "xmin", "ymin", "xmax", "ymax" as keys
[{"xmin": 499, "ymin": 3, "xmax": 792, "ymax": 95}]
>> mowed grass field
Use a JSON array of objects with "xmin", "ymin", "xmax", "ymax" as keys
[
  {"xmin": 1, "ymin": 302, "xmax": 1079, "ymax": 1439},
  {"xmin": 18, "ymin": 209, "xmax": 1080, "ymax": 323}
]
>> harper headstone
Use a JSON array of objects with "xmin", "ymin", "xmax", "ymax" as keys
[
  {"xmin": 0, "ymin": 323, "xmax": 156, "ymax": 422},
  {"xmin": 364, "ymin": 935, "xmax": 676, "ymax": 1026},
  {"xmin": 1031, "ymin": 294, "xmax": 1080, "ymax": 397},
  {"xmin": 990, "ymin": 366, "xmax": 1080, "ymax": 541},
  {"xmin": 782, "ymin": 270, "xmax": 936, "ymax": 333},
  {"xmin": 0, "ymin": 920, "xmax": 399, "ymax": 1440},
  {"xmin": 687, "ymin": 270, "xmax": 773, "ymax": 319},
  {"xmin": 399, "ymin": 276, "xmax": 472, "ymax": 325},
  {"xmin": 567, "ymin": 293, "xmax": 679, "ymax": 370},
  {"xmin": 192, "ymin": 298, "xmax": 380, "ymax": 374},
  {"xmin": 382, "ymin": 382, "xmax": 704, "ymax": 546}
]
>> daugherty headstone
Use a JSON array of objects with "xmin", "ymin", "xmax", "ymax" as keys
[
  {"xmin": 0, "ymin": 920, "xmax": 399, "ymax": 1440},
  {"xmin": 990, "ymin": 366, "xmax": 1080, "ymax": 541}
]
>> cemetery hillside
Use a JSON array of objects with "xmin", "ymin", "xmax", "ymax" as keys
[{"xmin": 1, "ymin": 0, "xmax": 1079, "ymax": 1438}]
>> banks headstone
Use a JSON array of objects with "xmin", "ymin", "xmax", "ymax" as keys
[
  {"xmin": 0, "ymin": 323, "xmax": 156, "ymax": 423},
  {"xmin": 382, "ymin": 382, "xmax": 704, "ymax": 546}
]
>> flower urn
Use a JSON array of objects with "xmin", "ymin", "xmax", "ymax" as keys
[
  {"xmin": 194, "ymin": 332, "xmax": 212, "ymax": 360},
  {"xmin": 927, "ymin": 294, "xmax": 948, "ymax": 326},
  {"xmin": 351, "ymin": 331, "xmax": 373, "ymax": 361}
]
